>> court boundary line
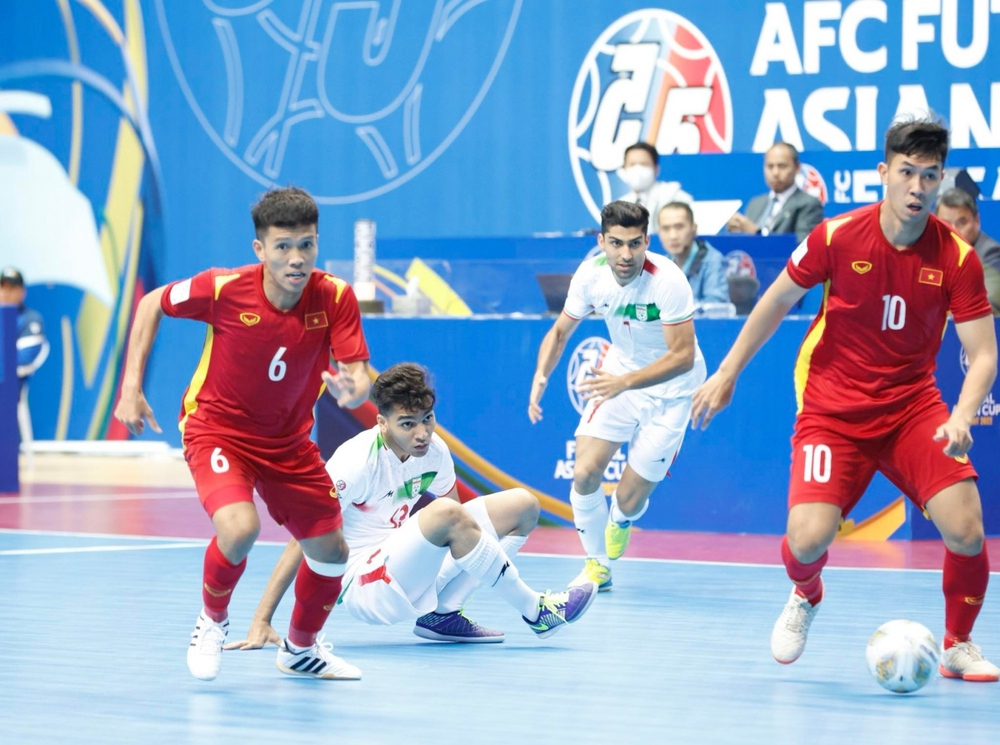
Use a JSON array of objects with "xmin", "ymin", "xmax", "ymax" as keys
[
  {"xmin": 1, "ymin": 528, "xmax": 996, "ymax": 574},
  {"xmin": 0, "ymin": 543, "xmax": 206, "ymax": 556}
]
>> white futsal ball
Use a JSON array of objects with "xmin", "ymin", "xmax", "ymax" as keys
[{"xmin": 865, "ymin": 620, "xmax": 939, "ymax": 693}]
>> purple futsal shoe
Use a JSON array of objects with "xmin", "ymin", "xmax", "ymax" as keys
[
  {"xmin": 524, "ymin": 581, "xmax": 599, "ymax": 638},
  {"xmin": 413, "ymin": 610, "xmax": 505, "ymax": 643}
]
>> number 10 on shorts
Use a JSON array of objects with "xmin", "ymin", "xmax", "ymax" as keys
[{"xmin": 802, "ymin": 444, "xmax": 831, "ymax": 483}]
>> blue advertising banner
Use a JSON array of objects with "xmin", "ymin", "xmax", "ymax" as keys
[{"xmin": 2, "ymin": 1, "xmax": 998, "ymax": 451}]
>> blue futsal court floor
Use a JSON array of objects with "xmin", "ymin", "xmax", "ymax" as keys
[{"xmin": 1, "ymin": 529, "xmax": 998, "ymax": 744}]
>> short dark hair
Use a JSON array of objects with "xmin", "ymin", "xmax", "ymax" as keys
[
  {"xmin": 657, "ymin": 201, "xmax": 694, "ymax": 224},
  {"xmin": 251, "ymin": 187, "xmax": 319, "ymax": 239},
  {"xmin": 601, "ymin": 200, "xmax": 649, "ymax": 235},
  {"xmin": 884, "ymin": 117, "xmax": 949, "ymax": 166},
  {"xmin": 0, "ymin": 266, "xmax": 24, "ymax": 287},
  {"xmin": 936, "ymin": 187, "xmax": 978, "ymax": 217},
  {"xmin": 371, "ymin": 363, "xmax": 436, "ymax": 416},
  {"xmin": 623, "ymin": 142, "xmax": 659, "ymax": 167},
  {"xmin": 767, "ymin": 141, "xmax": 799, "ymax": 165}
]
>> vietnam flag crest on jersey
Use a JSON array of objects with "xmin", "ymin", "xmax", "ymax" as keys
[{"xmin": 919, "ymin": 267, "xmax": 943, "ymax": 286}]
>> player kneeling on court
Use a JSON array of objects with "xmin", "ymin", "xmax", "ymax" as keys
[
  {"xmin": 115, "ymin": 187, "xmax": 371, "ymax": 682},
  {"xmin": 528, "ymin": 201, "xmax": 707, "ymax": 591},
  {"xmin": 226, "ymin": 363, "xmax": 598, "ymax": 651}
]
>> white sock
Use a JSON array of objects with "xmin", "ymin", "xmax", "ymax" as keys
[
  {"xmin": 454, "ymin": 533, "xmax": 541, "ymax": 620},
  {"xmin": 435, "ymin": 534, "xmax": 529, "ymax": 613},
  {"xmin": 610, "ymin": 491, "xmax": 649, "ymax": 526},
  {"xmin": 570, "ymin": 486, "xmax": 609, "ymax": 563}
]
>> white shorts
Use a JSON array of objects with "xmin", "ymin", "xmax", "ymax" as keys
[
  {"xmin": 341, "ymin": 498, "xmax": 495, "ymax": 626},
  {"xmin": 574, "ymin": 390, "xmax": 692, "ymax": 483}
]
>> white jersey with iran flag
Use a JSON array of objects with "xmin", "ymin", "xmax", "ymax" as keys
[
  {"xmin": 563, "ymin": 251, "xmax": 706, "ymax": 399},
  {"xmin": 328, "ymin": 426, "xmax": 457, "ymax": 577}
]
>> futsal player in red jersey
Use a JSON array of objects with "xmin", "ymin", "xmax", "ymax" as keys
[
  {"xmin": 114, "ymin": 187, "xmax": 372, "ymax": 682},
  {"xmin": 692, "ymin": 119, "xmax": 999, "ymax": 681}
]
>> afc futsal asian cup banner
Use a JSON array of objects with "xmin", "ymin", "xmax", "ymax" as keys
[{"xmin": 569, "ymin": 2, "xmax": 1000, "ymax": 223}]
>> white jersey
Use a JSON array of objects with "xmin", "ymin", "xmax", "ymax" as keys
[
  {"xmin": 563, "ymin": 250, "xmax": 706, "ymax": 399},
  {"xmin": 328, "ymin": 426, "xmax": 457, "ymax": 575}
]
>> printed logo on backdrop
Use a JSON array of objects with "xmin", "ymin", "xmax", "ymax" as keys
[
  {"xmin": 960, "ymin": 347, "xmax": 998, "ymax": 427},
  {"xmin": 567, "ymin": 337, "xmax": 611, "ymax": 415},
  {"xmin": 156, "ymin": 0, "xmax": 521, "ymax": 204},
  {"xmin": 568, "ymin": 9, "xmax": 733, "ymax": 222}
]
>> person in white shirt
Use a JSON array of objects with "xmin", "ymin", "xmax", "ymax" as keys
[
  {"xmin": 528, "ymin": 201, "xmax": 707, "ymax": 591},
  {"xmin": 617, "ymin": 142, "xmax": 693, "ymax": 225},
  {"xmin": 726, "ymin": 142, "xmax": 823, "ymax": 243},
  {"xmin": 226, "ymin": 363, "xmax": 597, "ymax": 649}
]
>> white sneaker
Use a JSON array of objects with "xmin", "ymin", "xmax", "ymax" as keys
[
  {"xmin": 771, "ymin": 584, "xmax": 822, "ymax": 664},
  {"xmin": 939, "ymin": 640, "xmax": 1000, "ymax": 682},
  {"xmin": 276, "ymin": 635, "xmax": 362, "ymax": 680},
  {"xmin": 187, "ymin": 610, "xmax": 229, "ymax": 681}
]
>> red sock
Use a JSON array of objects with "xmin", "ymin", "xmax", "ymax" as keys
[
  {"xmin": 943, "ymin": 545, "xmax": 989, "ymax": 648},
  {"xmin": 202, "ymin": 536, "xmax": 247, "ymax": 622},
  {"xmin": 781, "ymin": 535, "xmax": 827, "ymax": 604},
  {"xmin": 288, "ymin": 560, "xmax": 344, "ymax": 648}
]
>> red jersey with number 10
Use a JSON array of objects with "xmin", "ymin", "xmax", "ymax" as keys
[
  {"xmin": 161, "ymin": 264, "xmax": 369, "ymax": 445},
  {"xmin": 786, "ymin": 202, "xmax": 991, "ymax": 420}
]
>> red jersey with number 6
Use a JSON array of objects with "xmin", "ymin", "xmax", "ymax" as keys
[
  {"xmin": 160, "ymin": 264, "xmax": 369, "ymax": 446},
  {"xmin": 786, "ymin": 202, "xmax": 991, "ymax": 421}
]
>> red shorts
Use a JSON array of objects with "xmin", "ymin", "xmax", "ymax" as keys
[
  {"xmin": 184, "ymin": 433, "xmax": 342, "ymax": 540},
  {"xmin": 789, "ymin": 397, "xmax": 978, "ymax": 516}
]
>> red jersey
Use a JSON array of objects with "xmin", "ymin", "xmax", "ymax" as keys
[
  {"xmin": 786, "ymin": 202, "xmax": 991, "ymax": 420},
  {"xmin": 161, "ymin": 264, "xmax": 369, "ymax": 445}
]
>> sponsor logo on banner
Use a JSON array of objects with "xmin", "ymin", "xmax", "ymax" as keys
[
  {"xmin": 568, "ymin": 9, "xmax": 733, "ymax": 221},
  {"xmin": 553, "ymin": 440, "xmax": 628, "ymax": 484},
  {"xmin": 797, "ymin": 163, "xmax": 828, "ymax": 204},
  {"xmin": 960, "ymin": 348, "xmax": 998, "ymax": 427},
  {"xmin": 567, "ymin": 337, "xmax": 611, "ymax": 414}
]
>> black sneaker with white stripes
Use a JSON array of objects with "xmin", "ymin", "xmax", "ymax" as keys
[{"xmin": 275, "ymin": 635, "xmax": 362, "ymax": 680}]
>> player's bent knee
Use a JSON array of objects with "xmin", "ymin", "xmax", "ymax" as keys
[
  {"xmin": 943, "ymin": 526, "xmax": 985, "ymax": 556},
  {"xmin": 512, "ymin": 488, "xmax": 540, "ymax": 528},
  {"xmin": 786, "ymin": 529, "xmax": 833, "ymax": 563}
]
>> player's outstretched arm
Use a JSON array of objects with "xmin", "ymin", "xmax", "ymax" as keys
[
  {"xmin": 529, "ymin": 313, "xmax": 581, "ymax": 423},
  {"xmin": 691, "ymin": 269, "xmax": 807, "ymax": 429},
  {"xmin": 580, "ymin": 319, "xmax": 697, "ymax": 404},
  {"xmin": 224, "ymin": 538, "xmax": 303, "ymax": 650},
  {"xmin": 934, "ymin": 315, "xmax": 998, "ymax": 457},
  {"xmin": 322, "ymin": 360, "xmax": 372, "ymax": 409},
  {"xmin": 114, "ymin": 286, "xmax": 167, "ymax": 436}
]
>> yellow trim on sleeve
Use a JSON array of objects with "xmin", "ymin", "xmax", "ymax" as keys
[
  {"xmin": 825, "ymin": 216, "xmax": 854, "ymax": 246},
  {"xmin": 793, "ymin": 280, "xmax": 831, "ymax": 414},
  {"xmin": 324, "ymin": 274, "xmax": 348, "ymax": 302},
  {"xmin": 214, "ymin": 274, "xmax": 240, "ymax": 300},
  {"xmin": 952, "ymin": 232, "xmax": 974, "ymax": 267}
]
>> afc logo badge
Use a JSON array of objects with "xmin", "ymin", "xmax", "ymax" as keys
[
  {"xmin": 567, "ymin": 337, "xmax": 611, "ymax": 415},
  {"xmin": 568, "ymin": 9, "xmax": 733, "ymax": 222}
]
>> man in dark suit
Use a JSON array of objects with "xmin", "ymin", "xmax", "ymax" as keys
[{"xmin": 726, "ymin": 142, "xmax": 824, "ymax": 243}]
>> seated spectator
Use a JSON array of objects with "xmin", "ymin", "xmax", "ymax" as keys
[
  {"xmin": 617, "ymin": 142, "xmax": 692, "ymax": 229},
  {"xmin": 935, "ymin": 188, "xmax": 1000, "ymax": 314},
  {"xmin": 0, "ymin": 267, "xmax": 49, "ymax": 390},
  {"xmin": 656, "ymin": 202, "xmax": 729, "ymax": 304},
  {"xmin": 725, "ymin": 142, "xmax": 823, "ymax": 243},
  {"xmin": 724, "ymin": 250, "xmax": 761, "ymax": 316}
]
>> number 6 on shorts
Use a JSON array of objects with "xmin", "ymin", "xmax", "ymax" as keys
[{"xmin": 211, "ymin": 447, "xmax": 230, "ymax": 474}]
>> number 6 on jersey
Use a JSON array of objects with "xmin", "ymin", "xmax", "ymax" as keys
[{"xmin": 269, "ymin": 346, "xmax": 288, "ymax": 381}]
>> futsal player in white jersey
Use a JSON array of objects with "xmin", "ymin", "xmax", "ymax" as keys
[
  {"xmin": 227, "ymin": 363, "xmax": 597, "ymax": 650},
  {"xmin": 528, "ymin": 201, "xmax": 707, "ymax": 590}
]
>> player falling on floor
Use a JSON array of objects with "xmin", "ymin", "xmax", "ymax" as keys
[
  {"xmin": 224, "ymin": 363, "xmax": 597, "ymax": 650},
  {"xmin": 114, "ymin": 187, "xmax": 372, "ymax": 681},
  {"xmin": 528, "ymin": 200, "xmax": 707, "ymax": 590},
  {"xmin": 692, "ymin": 118, "xmax": 999, "ymax": 682}
]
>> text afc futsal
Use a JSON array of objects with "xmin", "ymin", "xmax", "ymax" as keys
[
  {"xmin": 570, "ymin": 3, "xmax": 1000, "ymax": 218},
  {"xmin": 961, "ymin": 348, "xmax": 1000, "ymax": 427}
]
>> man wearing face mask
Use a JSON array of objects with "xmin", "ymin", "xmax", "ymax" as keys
[
  {"xmin": 726, "ymin": 142, "xmax": 823, "ymax": 243},
  {"xmin": 617, "ymin": 142, "xmax": 692, "ymax": 227}
]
